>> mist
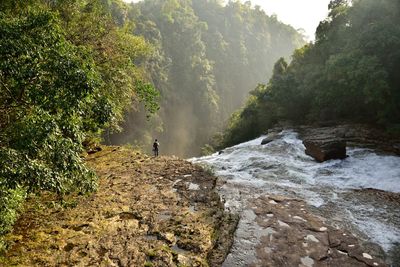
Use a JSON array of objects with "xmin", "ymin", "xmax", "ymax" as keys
[{"xmin": 110, "ymin": 0, "xmax": 306, "ymax": 157}]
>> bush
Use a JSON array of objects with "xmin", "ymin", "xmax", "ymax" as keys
[{"xmin": 0, "ymin": 186, "xmax": 26, "ymax": 252}]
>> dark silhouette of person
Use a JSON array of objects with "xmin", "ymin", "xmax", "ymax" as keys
[{"xmin": 153, "ymin": 139, "xmax": 159, "ymax": 157}]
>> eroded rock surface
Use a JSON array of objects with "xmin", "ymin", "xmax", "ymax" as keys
[
  {"xmin": 1, "ymin": 147, "xmax": 237, "ymax": 266},
  {"xmin": 243, "ymin": 195, "xmax": 387, "ymax": 267}
]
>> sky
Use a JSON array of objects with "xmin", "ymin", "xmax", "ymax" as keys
[
  {"xmin": 249, "ymin": 0, "xmax": 331, "ymax": 40},
  {"xmin": 123, "ymin": 0, "xmax": 331, "ymax": 40}
]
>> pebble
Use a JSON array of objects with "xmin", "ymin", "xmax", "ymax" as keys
[
  {"xmin": 188, "ymin": 183, "xmax": 200, "ymax": 190},
  {"xmin": 293, "ymin": 216, "xmax": 307, "ymax": 222},
  {"xmin": 300, "ymin": 256, "xmax": 314, "ymax": 267},
  {"xmin": 362, "ymin": 253, "xmax": 373, "ymax": 259},
  {"xmin": 277, "ymin": 220, "xmax": 290, "ymax": 228},
  {"xmin": 305, "ymin": 234, "xmax": 319, "ymax": 243},
  {"xmin": 265, "ymin": 247, "xmax": 272, "ymax": 253}
]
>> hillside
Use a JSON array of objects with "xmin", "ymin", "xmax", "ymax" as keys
[
  {"xmin": 218, "ymin": 0, "xmax": 400, "ymax": 148},
  {"xmin": 108, "ymin": 0, "xmax": 306, "ymax": 156}
]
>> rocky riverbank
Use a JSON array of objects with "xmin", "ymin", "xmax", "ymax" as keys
[
  {"xmin": 249, "ymin": 195, "xmax": 387, "ymax": 267},
  {"xmin": 217, "ymin": 183, "xmax": 389, "ymax": 267},
  {"xmin": 262, "ymin": 124, "xmax": 400, "ymax": 162},
  {"xmin": 0, "ymin": 146, "xmax": 237, "ymax": 266},
  {"xmin": 298, "ymin": 124, "xmax": 400, "ymax": 157},
  {"xmin": 194, "ymin": 129, "xmax": 397, "ymax": 266},
  {"xmin": 1, "ymin": 128, "xmax": 397, "ymax": 266}
]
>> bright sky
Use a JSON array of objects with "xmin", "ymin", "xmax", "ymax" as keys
[
  {"xmin": 123, "ymin": 0, "xmax": 331, "ymax": 40},
  {"xmin": 250, "ymin": 0, "xmax": 331, "ymax": 40}
]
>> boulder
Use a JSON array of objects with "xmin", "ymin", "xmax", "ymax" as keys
[
  {"xmin": 299, "ymin": 126, "xmax": 348, "ymax": 162},
  {"xmin": 303, "ymin": 139, "xmax": 346, "ymax": 162},
  {"xmin": 261, "ymin": 132, "xmax": 280, "ymax": 145},
  {"xmin": 261, "ymin": 136, "xmax": 275, "ymax": 145},
  {"xmin": 393, "ymin": 143, "xmax": 400, "ymax": 156}
]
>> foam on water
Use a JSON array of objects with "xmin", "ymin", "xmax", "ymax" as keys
[
  {"xmin": 193, "ymin": 130, "xmax": 400, "ymax": 193},
  {"xmin": 316, "ymin": 149, "xmax": 400, "ymax": 192},
  {"xmin": 190, "ymin": 130, "xmax": 400, "ymax": 252}
]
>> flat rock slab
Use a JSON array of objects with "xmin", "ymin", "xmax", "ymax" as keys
[
  {"xmin": 247, "ymin": 195, "xmax": 387, "ymax": 267},
  {"xmin": 2, "ymin": 147, "xmax": 237, "ymax": 267}
]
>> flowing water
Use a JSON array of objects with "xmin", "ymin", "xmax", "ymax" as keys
[{"xmin": 190, "ymin": 130, "xmax": 400, "ymax": 265}]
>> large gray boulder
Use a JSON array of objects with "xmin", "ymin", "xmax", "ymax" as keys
[
  {"xmin": 303, "ymin": 138, "xmax": 346, "ymax": 162},
  {"xmin": 261, "ymin": 134, "xmax": 278, "ymax": 145},
  {"xmin": 300, "ymin": 127, "xmax": 347, "ymax": 162},
  {"xmin": 261, "ymin": 129, "xmax": 282, "ymax": 145}
]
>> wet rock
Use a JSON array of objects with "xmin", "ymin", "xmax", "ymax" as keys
[
  {"xmin": 299, "ymin": 124, "xmax": 400, "ymax": 161},
  {"xmin": 352, "ymin": 188, "xmax": 400, "ymax": 204},
  {"xmin": 246, "ymin": 195, "xmax": 387, "ymax": 267},
  {"xmin": 261, "ymin": 131, "xmax": 281, "ymax": 145},
  {"xmin": 267, "ymin": 127, "xmax": 283, "ymax": 134},
  {"xmin": 298, "ymin": 122, "xmax": 349, "ymax": 162},
  {"xmin": 388, "ymin": 244, "xmax": 400, "ymax": 267},
  {"xmin": 261, "ymin": 128, "xmax": 282, "ymax": 145},
  {"xmin": 393, "ymin": 143, "xmax": 400, "ymax": 155},
  {"xmin": 303, "ymin": 138, "xmax": 347, "ymax": 162},
  {"xmin": 299, "ymin": 124, "xmax": 400, "ymax": 156}
]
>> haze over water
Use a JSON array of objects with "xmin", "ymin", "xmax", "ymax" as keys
[{"xmin": 124, "ymin": 0, "xmax": 331, "ymax": 40}]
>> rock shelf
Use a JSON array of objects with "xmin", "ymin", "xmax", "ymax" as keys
[
  {"xmin": 1, "ymin": 147, "xmax": 237, "ymax": 266},
  {"xmin": 249, "ymin": 195, "xmax": 387, "ymax": 267}
]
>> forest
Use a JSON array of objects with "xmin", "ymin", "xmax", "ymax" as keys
[
  {"xmin": 0, "ymin": 0, "xmax": 304, "ymax": 251},
  {"xmin": 0, "ymin": 0, "xmax": 160, "ymax": 250},
  {"xmin": 2, "ymin": 0, "xmax": 399, "ymax": 258},
  {"xmin": 108, "ymin": 0, "xmax": 305, "ymax": 156},
  {"xmin": 219, "ymin": 0, "xmax": 400, "ymax": 148}
]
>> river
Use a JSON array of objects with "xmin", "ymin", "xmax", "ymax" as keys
[{"xmin": 191, "ymin": 130, "xmax": 400, "ymax": 266}]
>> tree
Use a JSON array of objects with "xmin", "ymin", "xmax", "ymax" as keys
[{"xmin": 220, "ymin": 0, "xmax": 400, "ymax": 147}]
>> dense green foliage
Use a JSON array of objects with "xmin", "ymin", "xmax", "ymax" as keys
[
  {"xmin": 0, "ymin": 0, "xmax": 158, "ymax": 248},
  {"xmin": 220, "ymin": 0, "xmax": 400, "ymax": 148},
  {"xmin": 0, "ymin": 187, "xmax": 25, "ymax": 251},
  {"xmin": 109, "ymin": 0, "xmax": 305, "ymax": 156}
]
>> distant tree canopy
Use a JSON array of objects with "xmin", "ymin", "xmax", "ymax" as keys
[
  {"xmin": 219, "ymin": 0, "xmax": 400, "ymax": 148},
  {"xmin": 108, "ymin": 0, "xmax": 305, "ymax": 156}
]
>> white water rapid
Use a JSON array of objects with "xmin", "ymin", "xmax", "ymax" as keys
[{"xmin": 191, "ymin": 130, "xmax": 400, "ymax": 265}]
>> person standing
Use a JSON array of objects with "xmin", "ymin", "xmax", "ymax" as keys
[{"xmin": 153, "ymin": 139, "xmax": 160, "ymax": 157}]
